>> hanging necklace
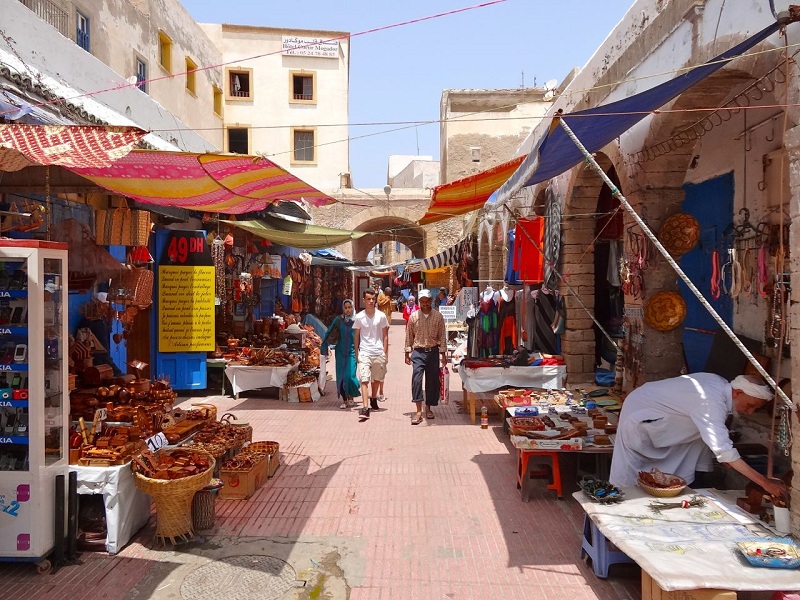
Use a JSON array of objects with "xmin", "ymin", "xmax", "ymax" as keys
[{"xmin": 777, "ymin": 404, "xmax": 793, "ymax": 457}]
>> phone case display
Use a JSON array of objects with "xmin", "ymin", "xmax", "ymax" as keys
[{"xmin": 0, "ymin": 241, "xmax": 69, "ymax": 564}]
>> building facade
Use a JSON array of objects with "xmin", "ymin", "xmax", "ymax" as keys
[{"xmin": 199, "ymin": 24, "xmax": 350, "ymax": 192}]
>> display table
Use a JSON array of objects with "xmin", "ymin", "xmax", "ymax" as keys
[
  {"xmin": 573, "ymin": 486, "xmax": 800, "ymax": 597},
  {"xmin": 70, "ymin": 463, "xmax": 151, "ymax": 554},
  {"xmin": 224, "ymin": 364, "xmax": 298, "ymax": 399},
  {"xmin": 458, "ymin": 364, "xmax": 566, "ymax": 424}
]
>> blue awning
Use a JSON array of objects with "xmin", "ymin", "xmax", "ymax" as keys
[{"xmin": 488, "ymin": 17, "xmax": 789, "ymax": 209}]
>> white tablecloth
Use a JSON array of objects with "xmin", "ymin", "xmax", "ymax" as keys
[
  {"xmin": 574, "ymin": 487, "xmax": 800, "ymax": 592},
  {"xmin": 70, "ymin": 463, "xmax": 151, "ymax": 554},
  {"xmin": 458, "ymin": 364, "xmax": 566, "ymax": 393},
  {"xmin": 224, "ymin": 364, "xmax": 298, "ymax": 395}
]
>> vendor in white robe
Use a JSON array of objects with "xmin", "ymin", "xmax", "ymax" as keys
[{"xmin": 610, "ymin": 373, "xmax": 785, "ymax": 498}]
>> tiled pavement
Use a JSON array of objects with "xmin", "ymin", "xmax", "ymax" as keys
[{"xmin": 0, "ymin": 314, "xmax": 641, "ymax": 599}]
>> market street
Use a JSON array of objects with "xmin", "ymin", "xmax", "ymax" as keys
[{"xmin": 0, "ymin": 312, "xmax": 638, "ymax": 600}]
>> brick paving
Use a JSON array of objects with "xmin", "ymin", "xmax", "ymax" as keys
[{"xmin": 0, "ymin": 313, "xmax": 641, "ymax": 599}]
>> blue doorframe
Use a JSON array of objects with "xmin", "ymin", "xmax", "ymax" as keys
[{"xmin": 678, "ymin": 172, "xmax": 734, "ymax": 372}]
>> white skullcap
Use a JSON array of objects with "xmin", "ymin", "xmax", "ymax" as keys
[
  {"xmin": 731, "ymin": 375, "xmax": 773, "ymax": 401},
  {"xmin": 418, "ymin": 289, "xmax": 432, "ymax": 299}
]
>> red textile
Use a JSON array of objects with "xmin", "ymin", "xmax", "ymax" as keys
[{"xmin": 514, "ymin": 218, "xmax": 545, "ymax": 283}]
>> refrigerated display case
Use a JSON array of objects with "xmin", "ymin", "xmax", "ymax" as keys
[{"xmin": 0, "ymin": 241, "xmax": 68, "ymax": 569}]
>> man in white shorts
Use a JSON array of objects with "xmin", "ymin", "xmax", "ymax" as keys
[{"xmin": 352, "ymin": 289, "xmax": 389, "ymax": 420}]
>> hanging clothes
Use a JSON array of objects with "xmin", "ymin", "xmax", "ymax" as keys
[
  {"xmin": 497, "ymin": 291, "xmax": 517, "ymax": 355},
  {"xmin": 514, "ymin": 217, "xmax": 545, "ymax": 283},
  {"xmin": 530, "ymin": 286, "xmax": 564, "ymax": 355},
  {"xmin": 477, "ymin": 291, "xmax": 499, "ymax": 357},
  {"xmin": 515, "ymin": 288, "xmax": 525, "ymax": 348},
  {"xmin": 505, "ymin": 230, "xmax": 521, "ymax": 285}
]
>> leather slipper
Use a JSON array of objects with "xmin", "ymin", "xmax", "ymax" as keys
[
  {"xmin": 411, "ymin": 414, "xmax": 423, "ymax": 425},
  {"xmin": 425, "ymin": 411, "xmax": 435, "ymax": 419}
]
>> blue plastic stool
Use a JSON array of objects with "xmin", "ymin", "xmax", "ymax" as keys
[{"xmin": 580, "ymin": 514, "xmax": 634, "ymax": 578}]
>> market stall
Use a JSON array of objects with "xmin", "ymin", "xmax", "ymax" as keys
[
  {"xmin": 574, "ymin": 486, "xmax": 800, "ymax": 595},
  {"xmin": 458, "ymin": 359, "xmax": 566, "ymax": 424}
]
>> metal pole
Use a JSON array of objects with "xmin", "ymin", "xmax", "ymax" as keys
[{"xmin": 557, "ymin": 115, "xmax": 793, "ymax": 410}]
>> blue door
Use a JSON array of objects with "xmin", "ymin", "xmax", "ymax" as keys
[{"xmin": 678, "ymin": 172, "xmax": 734, "ymax": 372}]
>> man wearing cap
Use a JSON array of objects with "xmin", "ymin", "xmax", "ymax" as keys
[
  {"xmin": 404, "ymin": 289, "xmax": 447, "ymax": 425},
  {"xmin": 610, "ymin": 373, "xmax": 785, "ymax": 498}
]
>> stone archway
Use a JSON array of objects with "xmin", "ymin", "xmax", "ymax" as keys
[
  {"xmin": 559, "ymin": 152, "xmax": 620, "ymax": 385},
  {"xmin": 339, "ymin": 206, "xmax": 433, "ymax": 263}
]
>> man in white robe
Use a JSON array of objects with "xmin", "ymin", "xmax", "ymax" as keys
[{"xmin": 610, "ymin": 373, "xmax": 785, "ymax": 498}]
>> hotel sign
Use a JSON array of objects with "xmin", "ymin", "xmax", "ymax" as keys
[{"xmin": 281, "ymin": 36, "xmax": 339, "ymax": 59}]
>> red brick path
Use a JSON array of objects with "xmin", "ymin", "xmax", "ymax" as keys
[{"xmin": 0, "ymin": 313, "xmax": 640, "ymax": 599}]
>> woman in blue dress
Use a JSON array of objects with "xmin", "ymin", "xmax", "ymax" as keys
[{"xmin": 321, "ymin": 298, "xmax": 361, "ymax": 409}]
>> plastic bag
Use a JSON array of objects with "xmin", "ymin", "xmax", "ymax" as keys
[{"xmin": 440, "ymin": 367, "xmax": 450, "ymax": 405}]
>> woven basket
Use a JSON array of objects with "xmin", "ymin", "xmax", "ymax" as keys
[
  {"xmin": 132, "ymin": 450, "xmax": 215, "ymax": 544},
  {"xmin": 247, "ymin": 441, "xmax": 279, "ymax": 455},
  {"xmin": 109, "ymin": 266, "xmax": 154, "ymax": 309},
  {"xmin": 637, "ymin": 479, "xmax": 686, "ymax": 498}
]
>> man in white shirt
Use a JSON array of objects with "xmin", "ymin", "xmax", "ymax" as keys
[
  {"xmin": 610, "ymin": 373, "xmax": 785, "ymax": 499},
  {"xmin": 352, "ymin": 289, "xmax": 389, "ymax": 420}
]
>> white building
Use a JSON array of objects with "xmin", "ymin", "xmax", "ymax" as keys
[{"xmin": 199, "ymin": 24, "xmax": 351, "ymax": 191}]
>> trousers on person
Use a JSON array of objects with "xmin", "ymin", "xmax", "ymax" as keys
[{"xmin": 411, "ymin": 348, "xmax": 440, "ymax": 406}]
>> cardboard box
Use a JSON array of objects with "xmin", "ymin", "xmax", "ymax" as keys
[
  {"xmin": 282, "ymin": 382, "xmax": 320, "ymax": 403},
  {"xmin": 511, "ymin": 435, "xmax": 583, "ymax": 451},
  {"xmin": 266, "ymin": 450, "xmax": 280, "ymax": 478},
  {"xmin": 219, "ymin": 456, "xmax": 269, "ymax": 500}
]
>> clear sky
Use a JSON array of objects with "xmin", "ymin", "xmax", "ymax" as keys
[{"xmin": 180, "ymin": 0, "xmax": 634, "ymax": 187}]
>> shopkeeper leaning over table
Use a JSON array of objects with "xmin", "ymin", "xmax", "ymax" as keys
[{"xmin": 609, "ymin": 373, "xmax": 786, "ymax": 499}]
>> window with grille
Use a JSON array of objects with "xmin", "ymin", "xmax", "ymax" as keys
[
  {"xmin": 228, "ymin": 70, "xmax": 251, "ymax": 99},
  {"xmin": 228, "ymin": 128, "xmax": 249, "ymax": 154},
  {"xmin": 291, "ymin": 73, "xmax": 314, "ymax": 101},
  {"xmin": 292, "ymin": 129, "xmax": 315, "ymax": 163},
  {"xmin": 76, "ymin": 11, "xmax": 90, "ymax": 51},
  {"xmin": 135, "ymin": 57, "xmax": 148, "ymax": 93}
]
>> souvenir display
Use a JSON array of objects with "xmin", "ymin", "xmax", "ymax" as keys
[
  {"xmin": 643, "ymin": 290, "xmax": 686, "ymax": 331},
  {"xmin": 658, "ymin": 212, "xmax": 700, "ymax": 257}
]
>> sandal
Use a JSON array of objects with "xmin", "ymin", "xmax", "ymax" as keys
[
  {"xmin": 339, "ymin": 402, "xmax": 347, "ymax": 409},
  {"xmin": 425, "ymin": 411, "xmax": 435, "ymax": 419},
  {"xmin": 411, "ymin": 413, "xmax": 423, "ymax": 425}
]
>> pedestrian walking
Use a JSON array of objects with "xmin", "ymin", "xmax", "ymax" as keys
[
  {"xmin": 402, "ymin": 295, "xmax": 418, "ymax": 324},
  {"xmin": 320, "ymin": 299, "xmax": 360, "ymax": 410},
  {"xmin": 377, "ymin": 286, "xmax": 394, "ymax": 323},
  {"xmin": 434, "ymin": 287, "xmax": 448, "ymax": 310},
  {"xmin": 404, "ymin": 289, "xmax": 447, "ymax": 425},
  {"xmin": 353, "ymin": 289, "xmax": 389, "ymax": 420}
]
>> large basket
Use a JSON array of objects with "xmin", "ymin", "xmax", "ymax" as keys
[
  {"xmin": 637, "ymin": 479, "xmax": 686, "ymax": 498},
  {"xmin": 109, "ymin": 266, "xmax": 154, "ymax": 309},
  {"xmin": 132, "ymin": 450, "xmax": 215, "ymax": 544}
]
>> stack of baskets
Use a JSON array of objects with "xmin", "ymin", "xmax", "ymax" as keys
[{"xmin": 131, "ymin": 449, "xmax": 215, "ymax": 545}]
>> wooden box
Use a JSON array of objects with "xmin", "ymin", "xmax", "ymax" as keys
[{"xmin": 219, "ymin": 456, "xmax": 269, "ymax": 500}]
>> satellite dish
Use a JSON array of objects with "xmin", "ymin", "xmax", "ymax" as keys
[
  {"xmin": 544, "ymin": 79, "xmax": 558, "ymax": 91},
  {"xmin": 543, "ymin": 90, "xmax": 555, "ymax": 102},
  {"xmin": 126, "ymin": 76, "xmax": 138, "ymax": 85}
]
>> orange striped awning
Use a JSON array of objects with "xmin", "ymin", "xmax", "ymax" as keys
[{"xmin": 419, "ymin": 155, "xmax": 526, "ymax": 225}]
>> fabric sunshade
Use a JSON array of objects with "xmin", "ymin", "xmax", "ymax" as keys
[
  {"xmin": 222, "ymin": 217, "xmax": 365, "ymax": 250},
  {"xmin": 403, "ymin": 239, "xmax": 464, "ymax": 273},
  {"xmin": 0, "ymin": 124, "xmax": 146, "ymax": 172},
  {"xmin": 419, "ymin": 155, "xmax": 525, "ymax": 225},
  {"xmin": 69, "ymin": 149, "xmax": 335, "ymax": 214},
  {"xmin": 488, "ymin": 18, "xmax": 790, "ymax": 210}
]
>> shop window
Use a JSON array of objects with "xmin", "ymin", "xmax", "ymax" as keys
[
  {"xmin": 185, "ymin": 56, "xmax": 197, "ymax": 95},
  {"xmin": 76, "ymin": 11, "xmax": 90, "ymax": 52},
  {"xmin": 213, "ymin": 85, "xmax": 223, "ymax": 117},
  {"xmin": 289, "ymin": 71, "xmax": 316, "ymax": 103},
  {"xmin": 227, "ymin": 69, "xmax": 252, "ymax": 100},
  {"xmin": 158, "ymin": 31, "xmax": 172, "ymax": 73},
  {"xmin": 135, "ymin": 56, "xmax": 148, "ymax": 93},
  {"xmin": 227, "ymin": 127, "xmax": 249, "ymax": 155},
  {"xmin": 291, "ymin": 128, "xmax": 315, "ymax": 164}
]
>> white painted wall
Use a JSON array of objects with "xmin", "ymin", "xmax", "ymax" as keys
[
  {"xmin": 0, "ymin": 0, "xmax": 218, "ymax": 152},
  {"xmin": 201, "ymin": 24, "xmax": 350, "ymax": 191},
  {"xmin": 392, "ymin": 159, "xmax": 439, "ymax": 189}
]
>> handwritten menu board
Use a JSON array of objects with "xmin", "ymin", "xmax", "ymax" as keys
[
  {"xmin": 158, "ymin": 266, "xmax": 215, "ymax": 352},
  {"xmin": 157, "ymin": 230, "xmax": 215, "ymax": 352}
]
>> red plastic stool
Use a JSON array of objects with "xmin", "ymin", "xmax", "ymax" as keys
[{"xmin": 517, "ymin": 449, "xmax": 563, "ymax": 501}]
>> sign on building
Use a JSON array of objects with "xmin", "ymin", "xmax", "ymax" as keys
[{"xmin": 281, "ymin": 36, "xmax": 339, "ymax": 58}]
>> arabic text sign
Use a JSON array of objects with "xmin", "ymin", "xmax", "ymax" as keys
[{"xmin": 281, "ymin": 36, "xmax": 339, "ymax": 58}]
